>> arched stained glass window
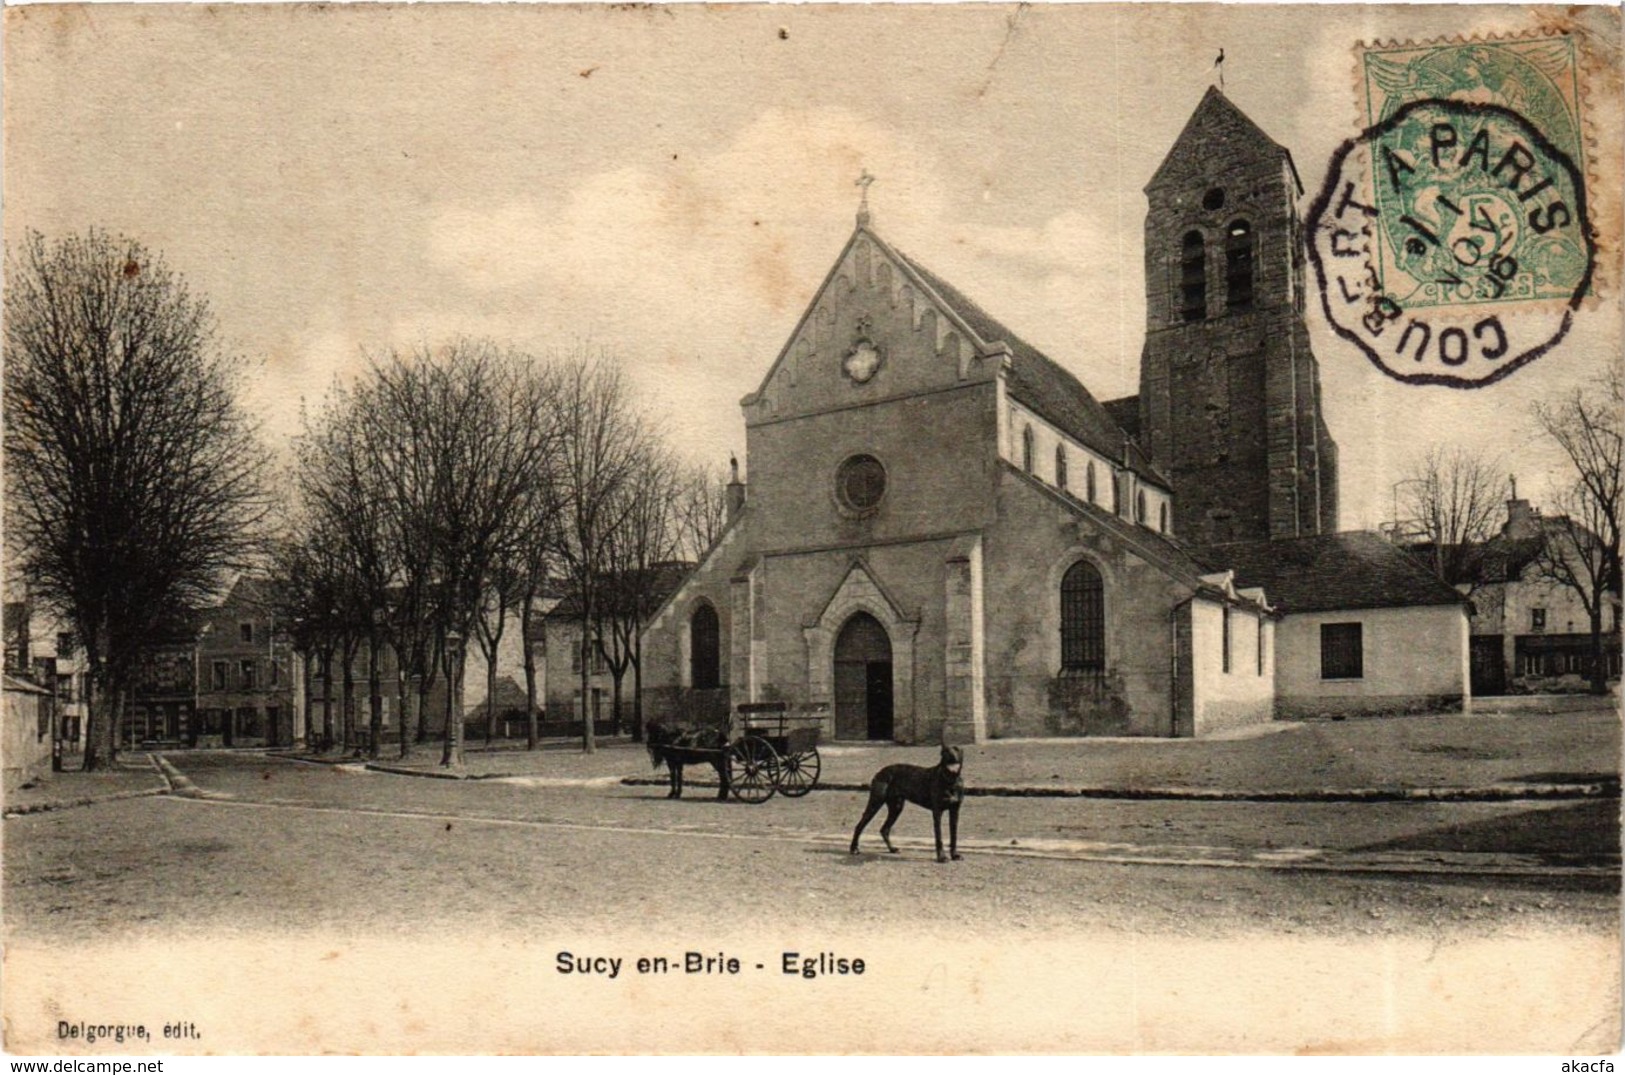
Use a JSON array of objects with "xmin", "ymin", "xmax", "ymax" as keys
[{"xmin": 1060, "ymin": 561, "xmax": 1105, "ymax": 673}]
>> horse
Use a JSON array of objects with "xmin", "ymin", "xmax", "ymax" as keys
[{"xmin": 644, "ymin": 721, "xmax": 731, "ymax": 800}]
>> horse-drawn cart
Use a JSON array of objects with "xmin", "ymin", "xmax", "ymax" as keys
[
  {"xmin": 646, "ymin": 701, "xmax": 826, "ymax": 804},
  {"xmin": 728, "ymin": 702, "xmax": 824, "ymax": 803}
]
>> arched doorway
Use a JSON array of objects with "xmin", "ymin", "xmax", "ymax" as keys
[{"xmin": 834, "ymin": 611, "xmax": 893, "ymax": 740}]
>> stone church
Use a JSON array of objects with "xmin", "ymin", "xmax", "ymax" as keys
[{"xmin": 640, "ymin": 88, "xmax": 1469, "ymax": 741}]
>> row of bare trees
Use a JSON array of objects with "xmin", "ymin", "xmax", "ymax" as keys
[
  {"xmin": 4, "ymin": 229, "xmax": 732, "ymax": 770},
  {"xmin": 274, "ymin": 341, "xmax": 729, "ymax": 766},
  {"xmin": 1396, "ymin": 372, "xmax": 1621, "ymax": 694}
]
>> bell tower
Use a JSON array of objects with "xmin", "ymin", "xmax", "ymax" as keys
[{"xmin": 1137, "ymin": 87, "xmax": 1337, "ymax": 544}]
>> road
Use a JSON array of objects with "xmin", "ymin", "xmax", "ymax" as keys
[
  {"xmin": 4, "ymin": 751, "xmax": 1619, "ymax": 1054},
  {"xmin": 5, "ymin": 751, "xmax": 1617, "ymax": 940}
]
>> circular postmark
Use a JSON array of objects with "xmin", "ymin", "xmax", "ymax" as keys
[{"xmin": 1308, "ymin": 98, "xmax": 1594, "ymax": 387}]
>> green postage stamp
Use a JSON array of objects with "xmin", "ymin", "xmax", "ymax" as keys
[
  {"xmin": 1361, "ymin": 35, "xmax": 1589, "ymax": 309},
  {"xmin": 1310, "ymin": 32, "xmax": 1598, "ymax": 387}
]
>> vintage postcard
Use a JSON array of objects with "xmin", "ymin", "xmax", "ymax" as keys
[{"xmin": 3, "ymin": 2, "xmax": 1621, "ymax": 1057}]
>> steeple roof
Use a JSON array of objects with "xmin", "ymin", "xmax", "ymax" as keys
[{"xmin": 1146, "ymin": 86, "xmax": 1303, "ymax": 196}]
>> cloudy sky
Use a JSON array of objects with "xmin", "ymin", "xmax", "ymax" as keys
[{"xmin": 5, "ymin": 3, "xmax": 1618, "ymax": 529}]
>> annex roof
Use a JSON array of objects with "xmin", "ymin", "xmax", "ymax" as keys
[
  {"xmin": 466, "ymin": 674, "xmax": 530, "ymax": 716},
  {"xmin": 1195, "ymin": 531, "xmax": 1467, "ymax": 615},
  {"xmin": 543, "ymin": 562, "xmax": 694, "ymax": 621}
]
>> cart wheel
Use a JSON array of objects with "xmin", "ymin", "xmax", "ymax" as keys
[
  {"xmin": 729, "ymin": 737, "xmax": 779, "ymax": 804},
  {"xmin": 776, "ymin": 746, "xmax": 820, "ymax": 797}
]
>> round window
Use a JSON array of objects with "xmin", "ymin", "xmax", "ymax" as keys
[
  {"xmin": 1202, "ymin": 187, "xmax": 1226, "ymax": 211},
  {"xmin": 836, "ymin": 454, "xmax": 887, "ymax": 512}
]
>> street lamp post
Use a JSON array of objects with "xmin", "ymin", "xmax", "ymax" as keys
[
  {"xmin": 368, "ymin": 606, "xmax": 386, "ymax": 760},
  {"xmin": 441, "ymin": 629, "xmax": 463, "ymax": 769},
  {"xmin": 289, "ymin": 614, "xmax": 309, "ymax": 751}
]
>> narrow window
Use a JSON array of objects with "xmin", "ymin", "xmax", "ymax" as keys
[
  {"xmin": 1159, "ymin": 502, "xmax": 1169, "ymax": 534},
  {"xmin": 690, "ymin": 603, "xmax": 721, "ymax": 690},
  {"xmin": 1085, "ymin": 462, "xmax": 1096, "ymax": 504},
  {"xmin": 1180, "ymin": 230, "xmax": 1206, "ymax": 322},
  {"xmin": 1226, "ymin": 220, "xmax": 1254, "ymax": 312},
  {"xmin": 1222, "ymin": 607, "xmax": 1232, "ymax": 674},
  {"xmin": 212, "ymin": 661, "xmax": 228, "ymax": 691},
  {"xmin": 240, "ymin": 622, "xmax": 254, "ymax": 644},
  {"xmin": 1060, "ymin": 560, "xmax": 1105, "ymax": 674},
  {"xmin": 241, "ymin": 660, "xmax": 257, "ymax": 690},
  {"xmin": 1022, "ymin": 426, "xmax": 1035, "ymax": 473},
  {"xmin": 1320, "ymin": 623, "xmax": 1363, "ymax": 680},
  {"xmin": 1531, "ymin": 608, "xmax": 1546, "ymax": 631},
  {"xmin": 1135, "ymin": 489, "xmax": 1147, "ymax": 524},
  {"xmin": 1055, "ymin": 445, "xmax": 1068, "ymax": 491}
]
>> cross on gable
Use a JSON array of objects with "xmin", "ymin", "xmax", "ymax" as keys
[{"xmin": 855, "ymin": 170, "xmax": 876, "ymax": 225}]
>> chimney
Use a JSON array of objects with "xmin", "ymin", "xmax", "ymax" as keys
[
  {"xmin": 1503, "ymin": 474, "xmax": 1540, "ymax": 540},
  {"xmin": 726, "ymin": 454, "xmax": 746, "ymax": 522}
]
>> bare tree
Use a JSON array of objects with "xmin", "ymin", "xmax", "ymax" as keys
[
  {"xmin": 289, "ymin": 340, "xmax": 561, "ymax": 769},
  {"xmin": 674, "ymin": 462, "xmax": 731, "ymax": 561},
  {"xmin": 3, "ymin": 230, "xmax": 267, "ymax": 769},
  {"xmin": 515, "ymin": 514, "xmax": 558, "ymax": 752},
  {"xmin": 1532, "ymin": 376, "xmax": 1622, "ymax": 694},
  {"xmin": 473, "ymin": 558, "xmax": 525, "ymax": 745},
  {"xmin": 397, "ymin": 342, "xmax": 558, "ymax": 768},
  {"xmin": 263, "ymin": 520, "xmax": 348, "ymax": 750},
  {"xmin": 595, "ymin": 443, "xmax": 683, "ymax": 741},
  {"xmin": 1397, "ymin": 445, "xmax": 1504, "ymax": 585},
  {"xmin": 296, "ymin": 393, "xmax": 399, "ymax": 758},
  {"xmin": 551, "ymin": 354, "xmax": 646, "ymax": 754}
]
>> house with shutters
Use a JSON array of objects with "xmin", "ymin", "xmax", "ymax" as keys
[{"xmin": 638, "ymin": 88, "xmax": 1469, "ymax": 742}]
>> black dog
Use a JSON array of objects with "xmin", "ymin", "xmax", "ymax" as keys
[
  {"xmin": 645, "ymin": 722, "xmax": 730, "ymax": 801},
  {"xmin": 850, "ymin": 744, "xmax": 963, "ymax": 862}
]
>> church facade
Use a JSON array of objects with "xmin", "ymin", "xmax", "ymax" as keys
[{"xmin": 640, "ymin": 89, "xmax": 1468, "ymax": 741}]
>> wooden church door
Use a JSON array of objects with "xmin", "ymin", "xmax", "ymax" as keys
[{"xmin": 833, "ymin": 611, "xmax": 893, "ymax": 740}]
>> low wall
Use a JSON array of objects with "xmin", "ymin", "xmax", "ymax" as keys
[
  {"xmin": 4, "ymin": 688, "xmax": 53, "ymax": 794},
  {"xmin": 1276, "ymin": 692, "xmax": 1465, "ymax": 720}
]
